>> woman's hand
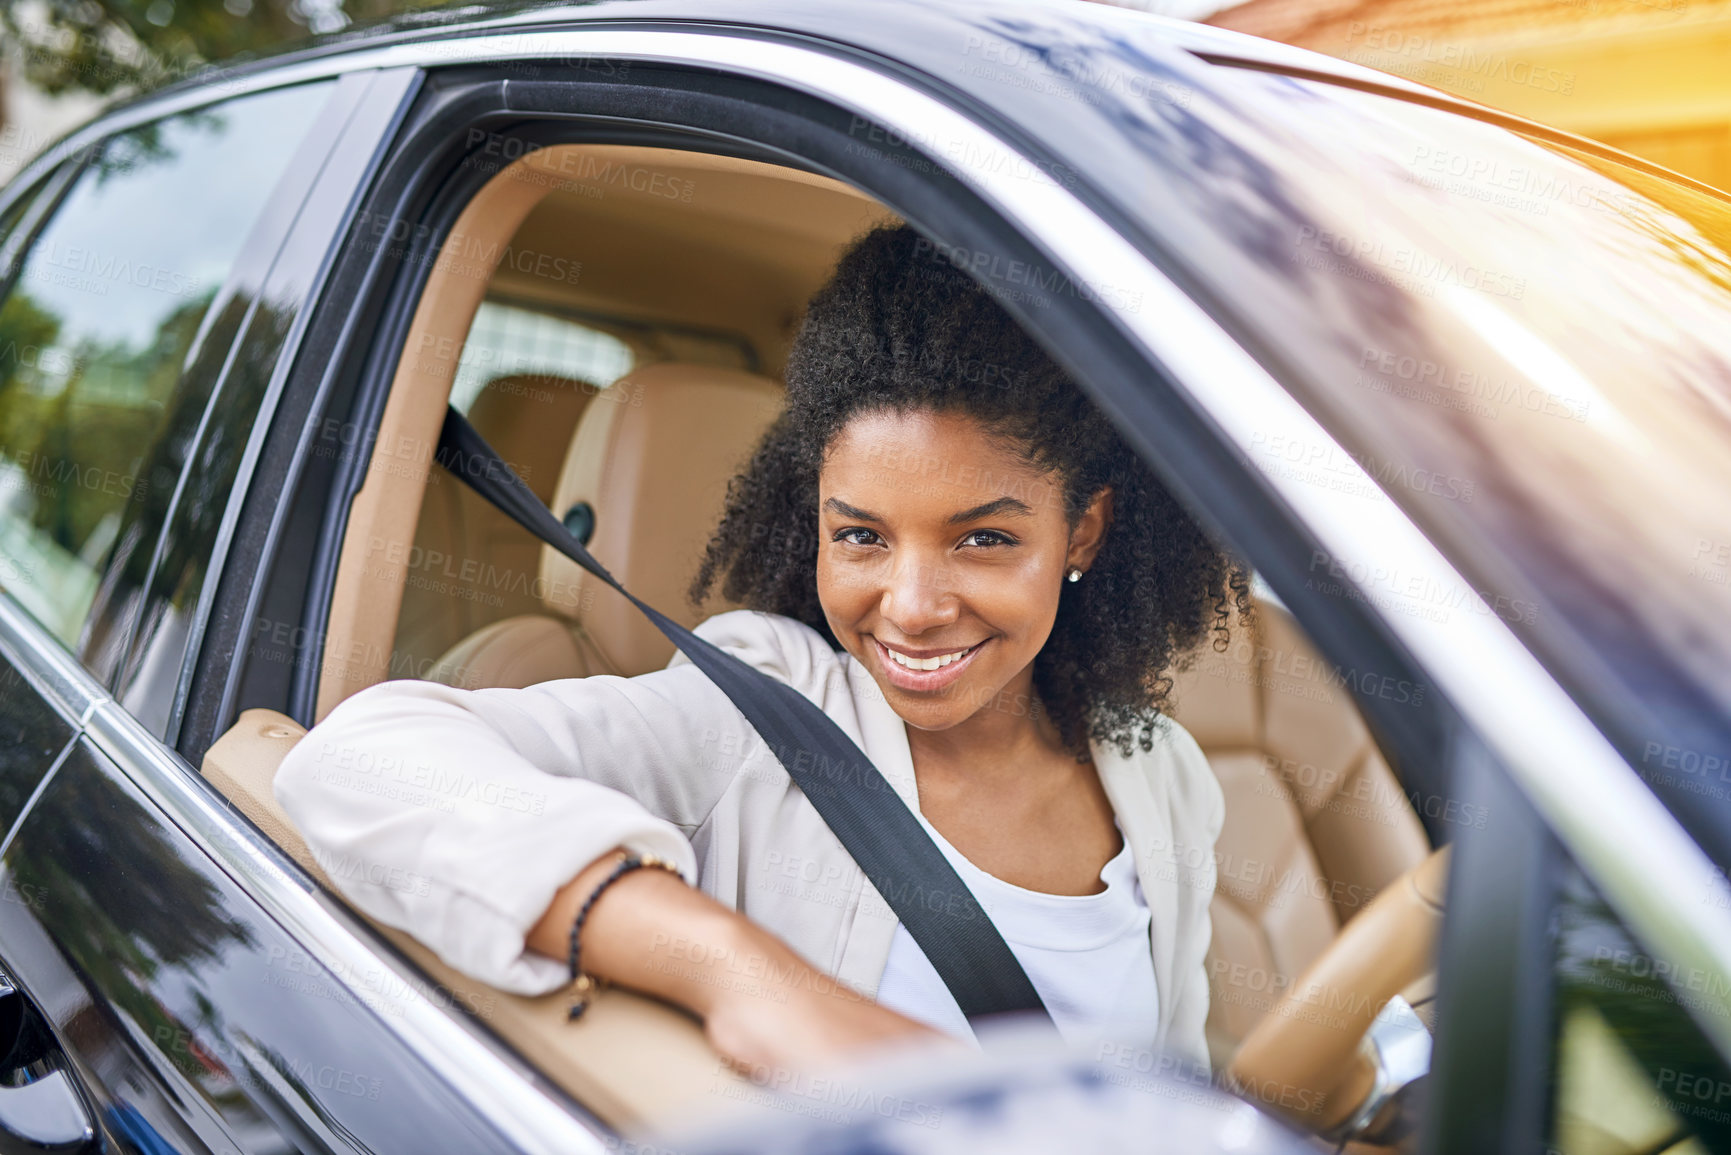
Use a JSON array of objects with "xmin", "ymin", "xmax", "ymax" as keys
[{"xmin": 528, "ymin": 849, "xmax": 949, "ymax": 1077}]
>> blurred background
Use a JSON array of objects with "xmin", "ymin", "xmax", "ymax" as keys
[{"xmin": 2, "ymin": 0, "xmax": 1727, "ymax": 190}]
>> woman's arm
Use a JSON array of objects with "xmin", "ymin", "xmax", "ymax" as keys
[
  {"xmin": 274, "ymin": 612, "xmax": 804, "ymax": 994},
  {"xmin": 528, "ymin": 847, "xmax": 941, "ymax": 1073}
]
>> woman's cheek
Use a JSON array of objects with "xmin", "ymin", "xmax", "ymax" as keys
[{"xmin": 815, "ymin": 555, "xmax": 870, "ymax": 622}]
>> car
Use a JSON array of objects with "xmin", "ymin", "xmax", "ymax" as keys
[{"xmin": 0, "ymin": 0, "xmax": 1729, "ymax": 1150}]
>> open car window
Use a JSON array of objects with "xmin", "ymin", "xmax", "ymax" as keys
[{"xmin": 219, "ymin": 107, "xmax": 1450, "ymax": 1139}]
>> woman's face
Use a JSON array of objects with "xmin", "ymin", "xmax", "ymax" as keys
[{"xmin": 816, "ymin": 408, "xmax": 1110, "ymax": 734}]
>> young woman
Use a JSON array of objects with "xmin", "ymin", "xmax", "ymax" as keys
[{"xmin": 275, "ymin": 223, "xmax": 1248, "ymax": 1078}]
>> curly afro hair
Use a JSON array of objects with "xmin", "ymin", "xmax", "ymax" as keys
[{"xmin": 691, "ymin": 223, "xmax": 1250, "ymax": 759}]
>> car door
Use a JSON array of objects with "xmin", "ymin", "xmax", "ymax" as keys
[
  {"xmin": 0, "ymin": 67, "xmax": 576, "ymax": 1154},
  {"xmin": 168, "ymin": 24, "xmax": 1465, "ymax": 1152},
  {"xmin": 148, "ymin": 15, "xmax": 1731, "ymax": 1155}
]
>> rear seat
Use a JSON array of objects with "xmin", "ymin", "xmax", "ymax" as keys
[
  {"xmin": 392, "ymin": 371, "xmax": 602, "ymax": 679},
  {"xmin": 426, "ymin": 362, "xmax": 783, "ymax": 687}
]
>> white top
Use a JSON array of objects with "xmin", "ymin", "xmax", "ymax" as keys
[
  {"xmin": 273, "ymin": 610, "xmax": 1223, "ymax": 1069},
  {"xmin": 876, "ymin": 820, "xmax": 1159, "ymax": 1048}
]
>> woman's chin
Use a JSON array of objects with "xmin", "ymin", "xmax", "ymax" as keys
[{"xmin": 877, "ymin": 678, "xmax": 989, "ymax": 732}]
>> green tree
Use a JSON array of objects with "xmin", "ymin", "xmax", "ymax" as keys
[{"xmin": 1, "ymin": 0, "xmax": 450, "ymax": 100}]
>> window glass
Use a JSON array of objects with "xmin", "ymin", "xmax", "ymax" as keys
[
  {"xmin": 1078, "ymin": 58, "xmax": 1731, "ymax": 856},
  {"xmin": 449, "ymin": 300, "xmax": 635, "ymax": 413},
  {"xmin": 1549, "ymin": 863, "xmax": 1731, "ymax": 1153},
  {"xmin": 0, "ymin": 85, "xmax": 331, "ymax": 650}
]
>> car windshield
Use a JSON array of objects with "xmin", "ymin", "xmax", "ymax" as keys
[{"xmin": 1013, "ymin": 41, "xmax": 1731, "ymax": 863}]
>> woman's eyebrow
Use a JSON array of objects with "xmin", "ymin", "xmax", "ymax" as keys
[
  {"xmin": 947, "ymin": 496, "xmax": 1034, "ymax": 524},
  {"xmin": 824, "ymin": 498, "xmax": 881, "ymax": 521}
]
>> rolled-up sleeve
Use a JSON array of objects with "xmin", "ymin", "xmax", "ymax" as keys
[{"xmin": 273, "ymin": 610, "xmax": 791, "ymax": 994}]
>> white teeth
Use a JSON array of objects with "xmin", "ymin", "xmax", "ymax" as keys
[{"xmin": 884, "ymin": 644, "xmax": 973, "ymax": 672}]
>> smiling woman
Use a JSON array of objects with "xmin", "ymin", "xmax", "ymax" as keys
[
  {"xmin": 693, "ymin": 225, "xmax": 1249, "ymax": 760},
  {"xmin": 274, "ymin": 221, "xmax": 1249, "ymax": 1085}
]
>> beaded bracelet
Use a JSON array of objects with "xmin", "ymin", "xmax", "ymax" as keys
[{"xmin": 566, "ymin": 851, "xmax": 681, "ymax": 1021}]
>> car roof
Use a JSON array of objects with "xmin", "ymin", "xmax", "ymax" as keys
[
  {"xmin": 26, "ymin": 0, "xmax": 1702, "ymax": 219},
  {"xmin": 86, "ymin": 0, "xmax": 1442, "ymax": 130}
]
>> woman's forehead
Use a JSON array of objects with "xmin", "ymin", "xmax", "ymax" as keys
[{"xmin": 821, "ymin": 411, "xmax": 1064, "ymax": 519}]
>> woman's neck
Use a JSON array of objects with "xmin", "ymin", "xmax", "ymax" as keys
[{"xmin": 902, "ymin": 668, "xmax": 1083, "ymax": 790}]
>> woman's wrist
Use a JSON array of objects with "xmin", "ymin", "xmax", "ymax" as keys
[{"xmin": 528, "ymin": 853, "xmax": 788, "ymax": 1018}]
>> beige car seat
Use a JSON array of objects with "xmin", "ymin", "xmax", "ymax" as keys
[
  {"xmin": 393, "ymin": 371, "xmax": 601, "ymax": 673},
  {"xmin": 1168, "ymin": 604, "xmax": 1430, "ymax": 1068},
  {"xmin": 426, "ymin": 361, "xmax": 784, "ymax": 688}
]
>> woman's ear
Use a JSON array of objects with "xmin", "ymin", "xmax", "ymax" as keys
[{"xmin": 1066, "ymin": 487, "xmax": 1114, "ymax": 574}]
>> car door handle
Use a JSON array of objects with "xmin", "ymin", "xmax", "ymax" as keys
[{"xmin": 0, "ymin": 1069, "xmax": 95, "ymax": 1154}]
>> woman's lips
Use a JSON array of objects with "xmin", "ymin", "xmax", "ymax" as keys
[{"xmin": 871, "ymin": 636, "xmax": 986, "ymax": 693}]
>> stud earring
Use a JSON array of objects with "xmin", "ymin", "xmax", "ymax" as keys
[{"xmin": 1066, "ymin": 567, "xmax": 1082, "ymax": 583}]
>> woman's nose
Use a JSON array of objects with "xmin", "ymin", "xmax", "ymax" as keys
[{"xmin": 879, "ymin": 555, "xmax": 960, "ymax": 633}]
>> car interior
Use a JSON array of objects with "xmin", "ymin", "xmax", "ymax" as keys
[{"xmin": 193, "ymin": 142, "xmax": 1444, "ymax": 1143}]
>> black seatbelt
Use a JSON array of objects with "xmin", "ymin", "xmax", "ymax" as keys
[{"xmin": 434, "ymin": 406, "xmax": 1052, "ymax": 1025}]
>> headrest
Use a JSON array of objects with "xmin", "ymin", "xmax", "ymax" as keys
[
  {"xmin": 540, "ymin": 362, "xmax": 784, "ymax": 675},
  {"xmin": 467, "ymin": 372, "xmax": 604, "ymax": 504}
]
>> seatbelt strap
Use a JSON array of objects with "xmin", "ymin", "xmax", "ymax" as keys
[{"xmin": 434, "ymin": 406, "xmax": 1052, "ymax": 1025}]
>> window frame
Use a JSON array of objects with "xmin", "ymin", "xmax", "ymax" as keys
[
  {"xmin": 199, "ymin": 34, "xmax": 1471, "ymax": 1138},
  {"xmin": 93, "ymin": 73, "xmax": 402, "ymax": 741}
]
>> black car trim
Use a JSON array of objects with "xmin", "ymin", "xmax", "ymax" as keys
[
  {"xmin": 1423, "ymin": 737, "xmax": 1560, "ymax": 1154},
  {"xmin": 286, "ymin": 74, "xmax": 518, "ymax": 726},
  {"xmin": 0, "ymin": 145, "xmax": 92, "ymax": 316}
]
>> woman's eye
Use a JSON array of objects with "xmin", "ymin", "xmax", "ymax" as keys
[
  {"xmin": 834, "ymin": 527, "xmax": 880, "ymax": 547},
  {"xmin": 961, "ymin": 529, "xmax": 1015, "ymax": 548}
]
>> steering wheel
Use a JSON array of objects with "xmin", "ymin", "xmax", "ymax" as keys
[{"xmin": 1225, "ymin": 846, "xmax": 1450, "ymax": 1138}]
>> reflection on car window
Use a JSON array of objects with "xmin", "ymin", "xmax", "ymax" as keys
[
  {"xmin": 1550, "ymin": 863, "xmax": 1731, "ymax": 1153},
  {"xmin": 1106, "ymin": 61, "xmax": 1731, "ymax": 861},
  {"xmin": 0, "ymin": 85, "xmax": 329, "ymax": 652}
]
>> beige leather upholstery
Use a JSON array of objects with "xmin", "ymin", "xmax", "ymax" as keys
[
  {"xmin": 394, "ymin": 373, "xmax": 600, "ymax": 676},
  {"xmin": 202, "ymin": 709, "xmax": 744, "ymax": 1132},
  {"xmin": 428, "ymin": 362, "xmax": 783, "ymax": 689},
  {"xmin": 1168, "ymin": 601, "xmax": 1430, "ymax": 1069}
]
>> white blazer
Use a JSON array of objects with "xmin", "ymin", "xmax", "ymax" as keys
[{"xmin": 273, "ymin": 609, "xmax": 1224, "ymax": 1068}]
